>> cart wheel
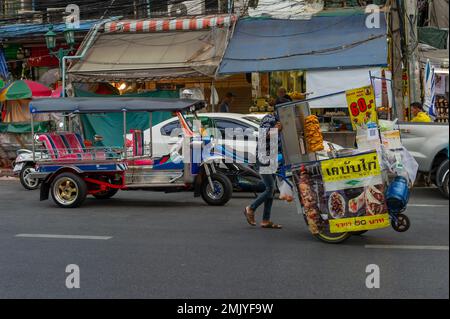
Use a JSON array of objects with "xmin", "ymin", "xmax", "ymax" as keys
[
  {"xmin": 201, "ymin": 173, "xmax": 232, "ymax": 206},
  {"xmin": 51, "ymin": 173, "xmax": 87, "ymax": 208},
  {"xmin": 351, "ymin": 230, "xmax": 368, "ymax": 236},
  {"xmin": 391, "ymin": 213, "xmax": 410, "ymax": 232},
  {"xmin": 20, "ymin": 164, "xmax": 40, "ymax": 190},
  {"xmin": 315, "ymin": 231, "xmax": 352, "ymax": 244},
  {"xmin": 93, "ymin": 188, "xmax": 118, "ymax": 199}
]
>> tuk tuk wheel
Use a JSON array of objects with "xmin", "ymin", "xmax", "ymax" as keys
[
  {"xmin": 51, "ymin": 173, "xmax": 87, "ymax": 208},
  {"xmin": 201, "ymin": 173, "xmax": 232, "ymax": 206},
  {"xmin": 20, "ymin": 164, "xmax": 40, "ymax": 190},
  {"xmin": 391, "ymin": 213, "xmax": 410, "ymax": 232},
  {"xmin": 93, "ymin": 188, "xmax": 119, "ymax": 199}
]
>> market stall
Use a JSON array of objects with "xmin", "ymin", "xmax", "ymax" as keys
[
  {"xmin": 276, "ymin": 89, "xmax": 416, "ymax": 243},
  {"xmin": 218, "ymin": 13, "xmax": 389, "ymax": 141},
  {"xmin": 0, "ymin": 80, "xmax": 56, "ymax": 164}
]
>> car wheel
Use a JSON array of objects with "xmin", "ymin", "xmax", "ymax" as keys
[
  {"xmin": 19, "ymin": 164, "xmax": 40, "ymax": 190},
  {"xmin": 439, "ymin": 173, "xmax": 449, "ymax": 199},
  {"xmin": 436, "ymin": 159, "xmax": 449, "ymax": 199},
  {"xmin": 201, "ymin": 173, "xmax": 232, "ymax": 206},
  {"xmin": 51, "ymin": 173, "xmax": 87, "ymax": 208}
]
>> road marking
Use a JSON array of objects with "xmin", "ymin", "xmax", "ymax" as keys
[
  {"xmin": 408, "ymin": 204, "xmax": 448, "ymax": 207},
  {"xmin": 15, "ymin": 234, "xmax": 112, "ymax": 240},
  {"xmin": 365, "ymin": 245, "xmax": 449, "ymax": 251}
]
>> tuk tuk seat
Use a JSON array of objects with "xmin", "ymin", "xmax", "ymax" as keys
[{"xmin": 38, "ymin": 133, "xmax": 107, "ymax": 161}]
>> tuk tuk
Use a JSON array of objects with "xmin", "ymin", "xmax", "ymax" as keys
[{"xmin": 28, "ymin": 97, "xmax": 233, "ymax": 208}]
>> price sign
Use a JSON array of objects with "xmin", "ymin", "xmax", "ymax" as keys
[{"xmin": 346, "ymin": 85, "xmax": 378, "ymax": 130}]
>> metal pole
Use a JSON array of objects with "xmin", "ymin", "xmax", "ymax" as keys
[
  {"xmin": 405, "ymin": 0, "xmax": 420, "ymax": 104},
  {"xmin": 211, "ymin": 82, "xmax": 216, "ymax": 112},
  {"xmin": 31, "ymin": 114, "xmax": 35, "ymax": 162},
  {"xmin": 149, "ymin": 112, "xmax": 153, "ymax": 158},
  {"xmin": 146, "ymin": 0, "xmax": 151, "ymax": 17},
  {"xmin": 68, "ymin": 114, "xmax": 72, "ymax": 132},
  {"xmin": 123, "ymin": 110, "xmax": 127, "ymax": 159}
]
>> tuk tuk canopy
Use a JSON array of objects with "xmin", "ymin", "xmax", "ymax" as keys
[{"xmin": 29, "ymin": 97, "xmax": 206, "ymax": 114}]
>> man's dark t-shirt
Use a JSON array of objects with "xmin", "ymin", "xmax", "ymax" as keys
[
  {"xmin": 275, "ymin": 95, "xmax": 292, "ymax": 105},
  {"xmin": 219, "ymin": 101, "xmax": 230, "ymax": 112}
]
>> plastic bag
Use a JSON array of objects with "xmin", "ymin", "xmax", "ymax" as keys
[
  {"xmin": 379, "ymin": 119, "xmax": 398, "ymax": 132},
  {"xmin": 381, "ymin": 146, "xmax": 419, "ymax": 185},
  {"xmin": 279, "ymin": 180, "xmax": 294, "ymax": 202}
]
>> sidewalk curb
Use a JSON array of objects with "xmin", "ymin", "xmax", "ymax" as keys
[{"xmin": 0, "ymin": 169, "xmax": 15, "ymax": 178}]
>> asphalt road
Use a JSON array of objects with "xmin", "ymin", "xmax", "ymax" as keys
[{"xmin": 0, "ymin": 180, "xmax": 448, "ymax": 299}]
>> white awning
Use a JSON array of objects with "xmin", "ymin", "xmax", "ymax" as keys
[
  {"xmin": 306, "ymin": 67, "xmax": 393, "ymax": 109},
  {"xmin": 68, "ymin": 28, "xmax": 229, "ymax": 82}
]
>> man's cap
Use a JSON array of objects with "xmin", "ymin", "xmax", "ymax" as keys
[{"xmin": 225, "ymin": 92, "xmax": 237, "ymax": 98}]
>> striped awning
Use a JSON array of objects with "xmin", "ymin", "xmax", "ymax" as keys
[{"xmin": 104, "ymin": 14, "xmax": 236, "ymax": 33}]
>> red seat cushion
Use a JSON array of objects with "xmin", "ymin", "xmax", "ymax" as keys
[{"xmin": 128, "ymin": 159, "xmax": 153, "ymax": 166}]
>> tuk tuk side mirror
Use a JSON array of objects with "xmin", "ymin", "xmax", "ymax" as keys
[{"xmin": 94, "ymin": 135, "xmax": 103, "ymax": 142}]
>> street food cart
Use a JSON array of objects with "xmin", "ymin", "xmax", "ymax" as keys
[
  {"xmin": 277, "ymin": 99, "xmax": 414, "ymax": 243},
  {"xmin": 27, "ymin": 97, "xmax": 234, "ymax": 208}
]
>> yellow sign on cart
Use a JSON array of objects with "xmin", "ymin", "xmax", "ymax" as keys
[
  {"xmin": 321, "ymin": 152, "xmax": 382, "ymax": 192},
  {"xmin": 346, "ymin": 85, "xmax": 378, "ymax": 129},
  {"xmin": 329, "ymin": 213, "xmax": 390, "ymax": 233}
]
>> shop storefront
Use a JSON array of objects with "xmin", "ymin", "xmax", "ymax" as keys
[{"xmin": 218, "ymin": 14, "xmax": 389, "ymax": 147}]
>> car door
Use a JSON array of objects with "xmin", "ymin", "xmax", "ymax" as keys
[{"xmin": 397, "ymin": 121, "xmax": 446, "ymax": 172}]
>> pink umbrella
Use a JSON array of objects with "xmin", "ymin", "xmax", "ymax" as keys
[{"xmin": 51, "ymin": 86, "xmax": 63, "ymax": 98}]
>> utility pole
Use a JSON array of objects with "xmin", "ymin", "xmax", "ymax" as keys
[
  {"xmin": 391, "ymin": 0, "xmax": 407, "ymax": 120},
  {"xmin": 404, "ymin": 0, "xmax": 421, "ymax": 104}
]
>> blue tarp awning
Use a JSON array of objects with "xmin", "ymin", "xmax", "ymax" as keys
[
  {"xmin": 218, "ymin": 14, "xmax": 387, "ymax": 74},
  {"xmin": 0, "ymin": 19, "xmax": 101, "ymax": 39}
]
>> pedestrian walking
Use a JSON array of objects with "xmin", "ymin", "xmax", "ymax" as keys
[{"xmin": 243, "ymin": 106, "xmax": 283, "ymax": 229}]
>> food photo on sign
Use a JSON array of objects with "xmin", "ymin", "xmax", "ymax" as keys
[{"xmin": 320, "ymin": 151, "xmax": 390, "ymax": 233}]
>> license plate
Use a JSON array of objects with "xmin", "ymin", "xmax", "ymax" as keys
[{"xmin": 13, "ymin": 162, "xmax": 24, "ymax": 173}]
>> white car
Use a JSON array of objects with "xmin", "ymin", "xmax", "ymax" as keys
[{"xmin": 138, "ymin": 113, "xmax": 342, "ymax": 160}]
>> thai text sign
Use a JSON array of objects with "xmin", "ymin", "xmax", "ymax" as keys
[
  {"xmin": 346, "ymin": 85, "xmax": 378, "ymax": 129},
  {"xmin": 329, "ymin": 213, "xmax": 390, "ymax": 233},
  {"xmin": 321, "ymin": 152, "xmax": 381, "ymax": 192}
]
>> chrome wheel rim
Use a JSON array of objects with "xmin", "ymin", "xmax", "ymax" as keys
[
  {"xmin": 23, "ymin": 167, "xmax": 39, "ymax": 188},
  {"xmin": 53, "ymin": 178, "xmax": 79, "ymax": 205},
  {"xmin": 206, "ymin": 181, "xmax": 224, "ymax": 200}
]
